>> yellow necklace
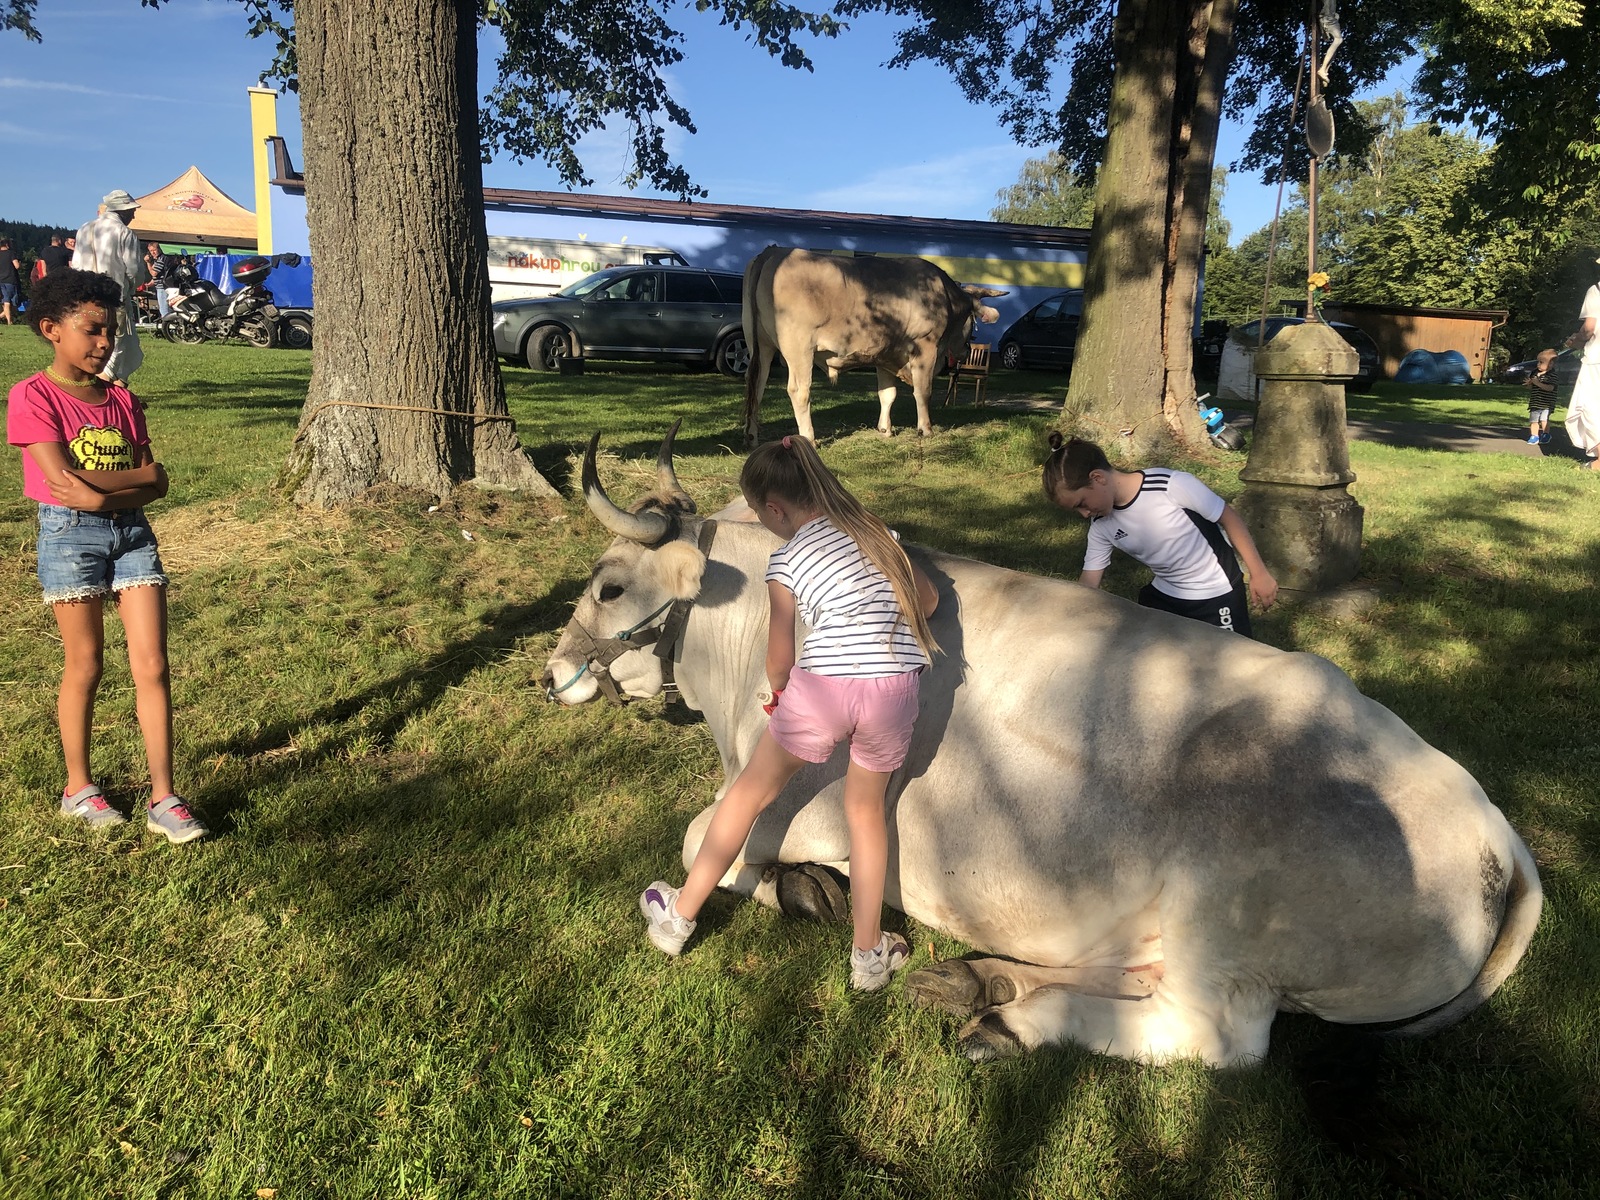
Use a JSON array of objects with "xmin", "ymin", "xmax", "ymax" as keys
[{"xmin": 44, "ymin": 366, "xmax": 102, "ymax": 389}]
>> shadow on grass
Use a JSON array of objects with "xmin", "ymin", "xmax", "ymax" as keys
[{"xmin": 202, "ymin": 578, "xmax": 588, "ymax": 829}]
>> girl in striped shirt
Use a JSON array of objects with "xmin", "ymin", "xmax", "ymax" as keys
[{"xmin": 642, "ymin": 436, "xmax": 940, "ymax": 990}]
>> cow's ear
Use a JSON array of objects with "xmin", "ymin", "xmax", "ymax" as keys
[
  {"xmin": 652, "ymin": 539, "xmax": 706, "ymax": 600},
  {"xmin": 976, "ymin": 304, "xmax": 1001, "ymax": 323}
]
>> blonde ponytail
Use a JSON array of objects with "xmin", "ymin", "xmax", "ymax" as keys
[{"xmin": 741, "ymin": 438, "xmax": 940, "ymax": 658}]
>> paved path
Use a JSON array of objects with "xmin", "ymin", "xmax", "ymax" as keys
[
  {"xmin": 1234, "ymin": 413, "xmax": 1589, "ymax": 462},
  {"xmin": 986, "ymin": 396, "xmax": 1590, "ymax": 462}
]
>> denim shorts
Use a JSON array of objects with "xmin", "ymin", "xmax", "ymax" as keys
[
  {"xmin": 35, "ymin": 503, "xmax": 166, "ymax": 604},
  {"xmin": 0, "ymin": 282, "xmax": 18, "ymax": 306}
]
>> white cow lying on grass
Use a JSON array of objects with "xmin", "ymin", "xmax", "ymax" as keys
[{"xmin": 543, "ymin": 431, "xmax": 1542, "ymax": 1066}]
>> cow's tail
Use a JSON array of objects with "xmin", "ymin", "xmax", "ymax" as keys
[
  {"xmin": 742, "ymin": 249, "xmax": 769, "ymax": 439},
  {"xmin": 1385, "ymin": 827, "xmax": 1543, "ymax": 1040}
]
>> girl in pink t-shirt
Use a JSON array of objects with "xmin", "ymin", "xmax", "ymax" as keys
[{"xmin": 5, "ymin": 268, "xmax": 206, "ymax": 844}]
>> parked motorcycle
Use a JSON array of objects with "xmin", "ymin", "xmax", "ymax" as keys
[{"xmin": 159, "ymin": 253, "xmax": 302, "ymax": 349}]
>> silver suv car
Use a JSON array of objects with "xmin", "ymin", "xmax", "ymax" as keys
[{"xmin": 492, "ymin": 265, "xmax": 748, "ymax": 376}]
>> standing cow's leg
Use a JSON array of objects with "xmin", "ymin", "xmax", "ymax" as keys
[
  {"xmin": 745, "ymin": 337, "xmax": 779, "ymax": 447},
  {"xmin": 908, "ymin": 350, "xmax": 941, "ymax": 437},
  {"xmin": 875, "ymin": 368, "xmax": 898, "ymax": 436},
  {"xmin": 777, "ymin": 332, "xmax": 819, "ymax": 442}
]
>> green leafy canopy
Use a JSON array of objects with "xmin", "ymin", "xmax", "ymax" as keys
[{"xmin": 9, "ymin": 0, "xmax": 841, "ymax": 200}]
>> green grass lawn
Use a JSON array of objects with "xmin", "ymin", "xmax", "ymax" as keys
[{"xmin": 1, "ymin": 325, "xmax": 1596, "ymax": 1198}]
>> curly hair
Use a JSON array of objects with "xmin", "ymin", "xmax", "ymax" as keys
[{"xmin": 27, "ymin": 268, "xmax": 123, "ymax": 337}]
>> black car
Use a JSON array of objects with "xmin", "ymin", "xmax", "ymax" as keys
[
  {"xmin": 1501, "ymin": 348, "xmax": 1581, "ymax": 389},
  {"xmin": 491, "ymin": 265, "xmax": 748, "ymax": 376},
  {"xmin": 996, "ymin": 289, "xmax": 1083, "ymax": 370},
  {"xmin": 1234, "ymin": 316, "xmax": 1382, "ymax": 389}
]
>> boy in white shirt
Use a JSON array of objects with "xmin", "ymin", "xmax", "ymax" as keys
[{"xmin": 1043, "ymin": 432, "xmax": 1277, "ymax": 636}]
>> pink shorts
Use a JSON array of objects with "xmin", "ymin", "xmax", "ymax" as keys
[{"xmin": 767, "ymin": 666, "xmax": 922, "ymax": 773}]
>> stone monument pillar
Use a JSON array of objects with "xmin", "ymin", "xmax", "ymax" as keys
[{"xmin": 1235, "ymin": 321, "xmax": 1363, "ymax": 594}]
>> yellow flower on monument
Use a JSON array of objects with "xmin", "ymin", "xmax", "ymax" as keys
[{"xmin": 1308, "ymin": 272, "xmax": 1330, "ymax": 290}]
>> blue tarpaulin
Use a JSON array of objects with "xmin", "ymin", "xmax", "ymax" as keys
[
  {"xmin": 194, "ymin": 254, "xmax": 314, "ymax": 309},
  {"xmin": 1393, "ymin": 348, "xmax": 1472, "ymax": 385}
]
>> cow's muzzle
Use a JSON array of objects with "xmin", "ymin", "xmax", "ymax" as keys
[{"xmin": 542, "ymin": 598, "xmax": 676, "ymax": 704}]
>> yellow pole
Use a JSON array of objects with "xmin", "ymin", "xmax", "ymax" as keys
[{"xmin": 248, "ymin": 87, "xmax": 278, "ymax": 254}]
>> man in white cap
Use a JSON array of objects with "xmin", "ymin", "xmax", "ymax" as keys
[
  {"xmin": 1566, "ymin": 256, "xmax": 1600, "ymax": 473},
  {"xmin": 71, "ymin": 189, "xmax": 146, "ymax": 382}
]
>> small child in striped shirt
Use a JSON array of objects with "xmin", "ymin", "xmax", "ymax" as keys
[{"xmin": 1525, "ymin": 349, "xmax": 1559, "ymax": 445}]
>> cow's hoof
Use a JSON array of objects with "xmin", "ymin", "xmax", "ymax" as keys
[
  {"xmin": 774, "ymin": 863, "xmax": 850, "ymax": 923},
  {"xmin": 905, "ymin": 960, "xmax": 1018, "ymax": 1017},
  {"xmin": 958, "ymin": 1008, "xmax": 1025, "ymax": 1063},
  {"xmin": 905, "ymin": 960, "xmax": 984, "ymax": 1016}
]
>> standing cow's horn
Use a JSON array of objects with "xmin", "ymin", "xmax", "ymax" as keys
[
  {"xmin": 582, "ymin": 431, "xmax": 672, "ymax": 543},
  {"xmin": 656, "ymin": 419, "xmax": 696, "ymax": 512}
]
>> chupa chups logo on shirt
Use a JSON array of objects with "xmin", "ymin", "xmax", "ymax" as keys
[{"xmin": 69, "ymin": 425, "xmax": 134, "ymax": 471}]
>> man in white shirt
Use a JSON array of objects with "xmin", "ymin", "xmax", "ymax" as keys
[
  {"xmin": 71, "ymin": 189, "xmax": 145, "ymax": 383},
  {"xmin": 1566, "ymin": 257, "xmax": 1600, "ymax": 471}
]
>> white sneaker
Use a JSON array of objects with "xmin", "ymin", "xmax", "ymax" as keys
[
  {"xmin": 639, "ymin": 882, "xmax": 696, "ymax": 955},
  {"xmin": 850, "ymin": 931, "xmax": 911, "ymax": 991}
]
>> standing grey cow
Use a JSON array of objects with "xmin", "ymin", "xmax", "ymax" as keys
[
  {"xmin": 544, "ymin": 431, "xmax": 1542, "ymax": 1066},
  {"xmin": 742, "ymin": 247, "xmax": 1006, "ymax": 444}
]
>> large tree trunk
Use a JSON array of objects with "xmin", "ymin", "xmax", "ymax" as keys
[
  {"xmin": 1063, "ymin": 0, "xmax": 1238, "ymax": 455},
  {"xmin": 286, "ymin": 0, "xmax": 556, "ymax": 506}
]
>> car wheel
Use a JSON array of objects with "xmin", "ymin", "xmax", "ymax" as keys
[
  {"xmin": 1000, "ymin": 341, "xmax": 1024, "ymax": 370},
  {"xmin": 279, "ymin": 313, "xmax": 313, "ymax": 350},
  {"xmin": 715, "ymin": 333, "xmax": 750, "ymax": 378},
  {"xmin": 526, "ymin": 325, "xmax": 570, "ymax": 372}
]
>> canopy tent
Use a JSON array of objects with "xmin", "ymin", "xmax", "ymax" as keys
[{"xmin": 127, "ymin": 166, "xmax": 257, "ymax": 250}]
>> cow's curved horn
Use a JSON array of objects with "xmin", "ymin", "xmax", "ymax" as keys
[
  {"xmin": 656, "ymin": 419, "xmax": 696, "ymax": 512},
  {"xmin": 582, "ymin": 431, "xmax": 672, "ymax": 543}
]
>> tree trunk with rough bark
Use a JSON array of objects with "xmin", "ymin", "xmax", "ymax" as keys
[
  {"xmin": 1063, "ymin": 0, "xmax": 1239, "ymax": 456},
  {"xmin": 285, "ymin": 0, "xmax": 556, "ymax": 506}
]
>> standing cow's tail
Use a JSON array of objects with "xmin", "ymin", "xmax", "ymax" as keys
[
  {"xmin": 1385, "ymin": 828, "xmax": 1543, "ymax": 1040},
  {"xmin": 742, "ymin": 249, "xmax": 771, "ymax": 442}
]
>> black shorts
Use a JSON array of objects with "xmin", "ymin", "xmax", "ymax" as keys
[{"xmin": 1138, "ymin": 582, "xmax": 1253, "ymax": 637}]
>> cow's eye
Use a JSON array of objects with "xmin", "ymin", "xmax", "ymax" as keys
[{"xmin": 598, "ymin": 583, "xmax": 625, "ymax": 603}]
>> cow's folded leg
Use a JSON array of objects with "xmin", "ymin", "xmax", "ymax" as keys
[
  {"xmin": 770, "ymin": 863, "xmax": 851, "ymax": 923},
  {"xmin": 907, "ymin": 957, "xmax": 1161, "ymax": 1019},
  {"xmin": 954, "ymin": 980, "xmax": 1276, "ymax": 1068}
]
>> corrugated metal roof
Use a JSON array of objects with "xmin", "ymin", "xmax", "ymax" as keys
[
  {"xmin": 478, "ymin": 187, "xmax": 1092, "ymax": 249},
  {"xmin": 266, "ymin": 137, "xmax": 1090, "ymax": 250}
]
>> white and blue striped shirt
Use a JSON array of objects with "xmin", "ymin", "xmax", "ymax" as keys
[{"xmin": 765, "ymin": 516, "xmax": 928, "ymax": 678}]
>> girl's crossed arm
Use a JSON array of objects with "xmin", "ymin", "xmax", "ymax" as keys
[{"xmin": 26, "ymin": 442, "xmax": 169, "ymax": 512}]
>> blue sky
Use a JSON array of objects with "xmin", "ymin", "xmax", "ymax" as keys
[{"xmin": 0, "ymin": 1, "xmax": 1411, "ymax": 249}]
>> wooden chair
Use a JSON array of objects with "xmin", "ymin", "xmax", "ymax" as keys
[{"xmin": 945, "ymin": 342, "xmax": 992, "ymax": 406}]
